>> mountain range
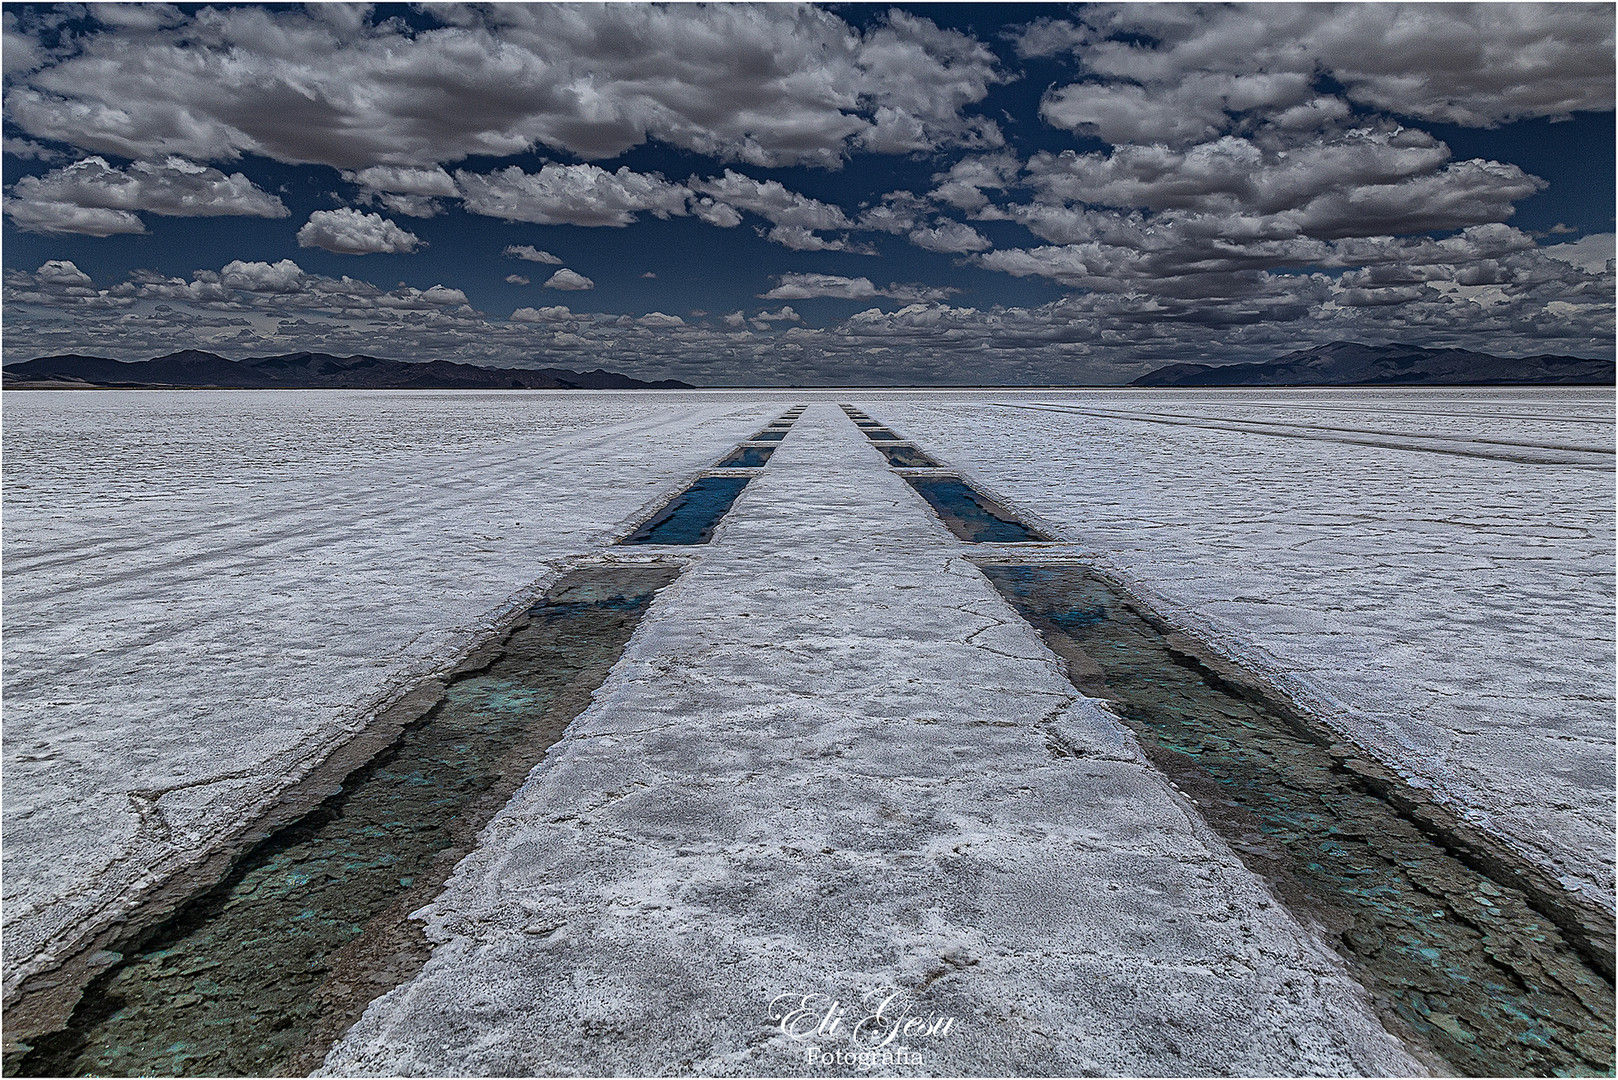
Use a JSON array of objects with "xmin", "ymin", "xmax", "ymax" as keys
[
  {"xmin": 1130, "ymin": 342, "xmax": 1614, "ymax": 387},
  {"xmin": 1, "ymin": 350, "xmax": 694, "ymax": 390}
]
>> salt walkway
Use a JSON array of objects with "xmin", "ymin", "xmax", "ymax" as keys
[{"xmin": 322, "ymin": 408, "xmax": 1417, "ymax": 1074}]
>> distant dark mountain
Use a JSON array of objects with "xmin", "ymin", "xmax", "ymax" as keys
[
  {"xmin": 2, "ymin": 350, "xmax": 694, "ymax": 390},
  {"xmin": 1130, "ymin": 342, "xmax": 1615, "ymax": 387}
]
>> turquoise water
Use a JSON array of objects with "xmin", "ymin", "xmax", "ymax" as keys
[
  {"xmin": 717, "ymin": 445, "xmax": 774, "ymax": 468},
  {"xmin": 620, "ymin": 475, "xmax": 752, "ymax": 545},
  {"xmin": 981, "ymin": 562, "xmax": 1615, "ymax": 1077},
  {"xmin": 874, "ymin": 443, "xmax": 939, "ymax": 469},
  {"xmin": 14, "ymin": 565, "xmax": 681, "ymax": 1078},
  {"xmin": 904, "ymin": 476, "xmax": 1050, "ymax": 543}
]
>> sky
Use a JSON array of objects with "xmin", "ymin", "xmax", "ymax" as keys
[{"xmin": 2, "ymin": 2, "xmax": 1613, "ymax": 386}]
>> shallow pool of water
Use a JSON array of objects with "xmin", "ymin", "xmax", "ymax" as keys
[
  {"xmin": 13, "ymin": 564, "xmax": 683, "ymax": 1078},
  {"xmin": 904, "ymin": 476, "xmax": 1049, "ymax": 543},
  {"xmin": 980, "ymin": 561, "xmax": 1615, "ymax": 1076},
  {"xmin": 620, "ymin": 475, "xmax": 751, "ymax": 544}
]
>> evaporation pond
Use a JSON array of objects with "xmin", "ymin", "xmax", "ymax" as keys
[
  {"xmin": 15, "ymin": 563, "xmax": 682, "ymax": 1078},
  {"xmin": 751, "ymin": 430, "xmax": 788, "ymax": 442},
  {"xmin": 875, "ymin": 444, "xmax": 938, "ymax": 469},
  {"xmin": 621, "ymin": 475, "xmax": 751, "ymax": 544},
  {"xmin": 862, "ymin": 428, "xmax": 900, "ymax": 441},
  {"xmin": 905, "ymin": 476, "xmax": 1048, "ymax": 543},
  {"xmin": 717, "ymin": 446, "xmax": 774, "ymax": 468},
  {"xmin": 979, "ymin": 562, "xmax": 1615, "ymax": 1077}
]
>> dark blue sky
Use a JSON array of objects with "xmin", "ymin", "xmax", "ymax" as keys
[{"xmin": 3, "ymin": 3, "xmax": 1612, "ymax": 384}]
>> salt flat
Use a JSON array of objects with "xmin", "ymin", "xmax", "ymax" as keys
[
  {"xmin": 1, "ymin": 390, "xmax": 775, "ymax": 980},
  {"xmin": 863, "ymin": 388, "xmax": 1615, "ymax": 906},
  {"xmin": 3, "ymin": 387, "xmax": 1611, "ymax": 1071},
  {"xmin": 321, "ymin": 405, "xmax": 1416, "ymax": 1076}
]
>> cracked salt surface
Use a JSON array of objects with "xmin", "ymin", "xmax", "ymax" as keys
[
  {"xmin": 320, "ymin": 407, "xmax": 1419, "ymax": 1076},
  {"xmin": 6, "ymin": 388, "xmax": 1610, "ymax": 1074},
  {"xmin": 864, "ymin": 388, "xmax": 1616, "ymax": 911},
  {"xmin": 1, "ymin": 390, "xmax": 777, "ymax": 995}
]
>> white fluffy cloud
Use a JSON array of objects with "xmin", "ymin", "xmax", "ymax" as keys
[
  {"xmin": 3, "ymin": 5, "xmax": 1004, "ymax": 169},
  {"xmin": 5, "ymin": 255, "xmax": 1609, "ymax": 385},
  {"xmin": 504, "ymin": 245, "xmax": 563, "ymax": 264},
  {"xmin": 1042, "ymin": 73, "xmax": 1316, "ymax": 147},
  {"xmin": 457, "ymin": 164, "xmax": 689, "ymax": 227},
  {"xmin": 510, "ymin": 305, "xmax": 574, "ymax": 323},
  {"xmin": 689, "ymin": 169, "xmax": 873, "ymax": 251},
  {"xmin": 543, "ymin": 269, "xmax": 595, "ymax": 291},
  {"xmin": 758, "ymin": 273, "xmax": 956, "ymax": 303},
  {"xmin": 5, "ymin": 155, "xmax": 288, "ymax": 235},
  {"xmin": 1026, "ymin": 5, "xmax": 1614, "ymax": 142},
  {"xmin": 341, "ymin": 165, "xmax": 459, "ymax": 219},
  {"xmin": 296, "ymin": 208, "xmax": 424, "ymax": 255},
  {"xmin": 1017, "ymin": 127, "xmax": 1544, "ymax": 240},
  {"xmin": 908, "ymin": 219, "xmax": 991, "ymax": 254},
  {"xmin": 929, "ymin": 153, "xmax": 1021, "ymax": 211},
  {"xmin": 690, "ymin": 170, "xmax": 851, "ymax": 231},
  {"xmin": 1541, "ymin": 234, "xmax": 1617, "ymax": 275}
]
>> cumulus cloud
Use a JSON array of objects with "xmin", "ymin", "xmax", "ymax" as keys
[
  {"xmin": 504, "ymin": 245, "xmax": 563, "ymax": 264},
  {"xmin": 688, "ymin": 169, "xmax": 875, "ymax": 250},
  {"xmin": 505, "ymin": 274, "xmax": 530, "ymax": 285},
  {"xmin": 296, "ymin": 208, "xmax": 424, "ymax": 254},
  {"xmin": 1542, "ymin": 234, "xmax": 1617, "ymax": 275},
  {"xmin": 5, "ymin": 249, "xmax": 1608, "ymax": 385},
  {"xmin": 4, "ymin": 155, "xmax": 288, "ymax": 235},
  {"xmin": 1027, "ymin": 5, "xmax": 1614, "ymax": 143},
  {"xmin": 457, "ymin": 163, "xmax": 688, "ymax": 227},
  {"xmin": 1018, "ymin": 127, "xmax": 1544, "ymax": 238},
  {"xmin": 928, "ymin": 153, "xmax": 1021, "ymax": 212},
  {"xmin": 759, "ymin": 273, "xmax": 957, "ymax": 303},
  {"xmin": 2, "ymin": 5, "xmax": 1004, "ymax": 170},
  {"xmin": 909, "ymin": 219, "xmax": 991, "ymax": 254},
  {"xmin": 1044, "ymin": 74, "xmax": 1317, "ymax": 147},
  {"xmin": 343, "ymin": 165, "xmax": 458, "ymax": 197},
  {"xmin": 510, "ymin": 305, "xmax": 574, "ymax": 323},
  {"xmin": 543, "ymin": 268, "xmax": 594, "ymax": 291}
]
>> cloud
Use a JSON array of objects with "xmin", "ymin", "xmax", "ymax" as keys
[
  {"xmin": 6, "ymin": 250, "xmax": 1608, "ymax": 385},
  {"xmin": 543, "ymin": 268, "xmax": 594, "ymax": 291},
  {"xmin": 1042, "ymin": 74, "xmax": 1317, "ymax": 147},
  {"xmin": 690, "ymin": 169, "xmax": 874, "ymax": 250},
  {"xmin": 343, "ymin": 165, "xmax": 458, "ymax": 197},
  {"xmin": 637, "ymin": 312, "xmax": 684, "ymax": 328},
  {"xmin": 759, "ymin": 273, "xmax": 957, "ymax": 303},
  {"xmin": 691, "ymin": 197, "xmax": 744, "ymax": 228},
  {"xmin": 909, "ymin": 219, "xmax": 991, "ymax": 254},
  {"xmin": 1018, "ymin": 127, "xmax": 1544, "ymax": 238},
  {"xmin": 751, "ymin": 305, "xmax": 802, "ymax": 324},
  {"xmin": 296, "ymin": 208, "xmax": 424, "ymax": 254},
  {"xmin": 510, "ymin": 305, "xmax": 574, "ymax": 323},
  {"xmin": 3, "ymin": 137, "xmax": 64, "ymax": 161},
  {"xmin": 34, "ymin": 259, "xmax": 94, "ymax": 288},
  {"xmin": 505, "ymin": 274, "xmax": 530, "ymax": 285},
  {"xmin": 1028, "ymin": 5, "xmax": 1614, "ymax": 144},
  {"xmin": 504, "ymin": 245, "xmax": 563, "ymax": 264},
  {"xmin": 218, "ymin": 258, "xmax": 308, "ymax": 294},
  {"xmin": 457, "ymin": 163, "xmax": 688, "ymax": 227},
  {"xmin": 2, "ymin": 6, "xmax": 1004, "ymax": 170},
  {"xmin": 1542, "ymin": 234, "xmax": 1617, "ymax": 275},
  {"xmin": 4, "ymin": 155, "xmax": 288, "ymax": 235},
  {"xmin": 928, "ymin": 153, "xmax": 1021, "ymax": 211},
  {"xmin": 690, "ymin": 170, "xmax": 851, "ymax": 231}
]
